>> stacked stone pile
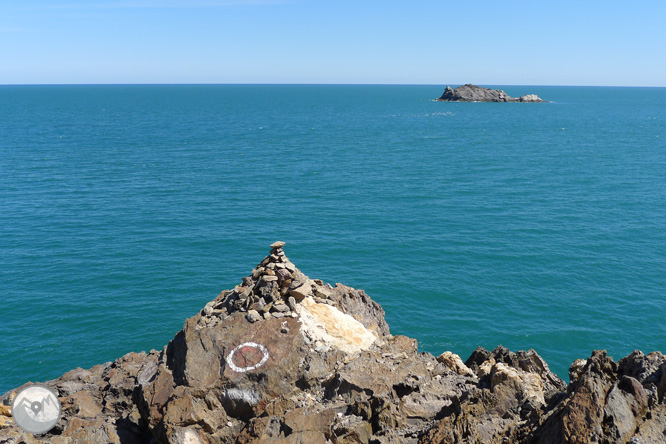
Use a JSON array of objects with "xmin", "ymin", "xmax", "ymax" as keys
[{"xmin": 199, "ymin": 241, "xmax": 336, "ymax": 328}]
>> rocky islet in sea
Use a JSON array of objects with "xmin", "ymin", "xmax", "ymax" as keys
[
  {"xmin": 2, "ymin": 243, "xmax": 666, "ymax": 443},
  {"xmin": 436, "ymin": 84, "xmax": 547, "ymax": 103}
]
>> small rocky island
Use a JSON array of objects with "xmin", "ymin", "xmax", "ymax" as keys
[
  {"xmin": 2, "ymin": 243, "xmax": 665, "ymax": 443},
  {"xmin": 437, "ymin": 84, "xmax": 547, "ymax": 102}
]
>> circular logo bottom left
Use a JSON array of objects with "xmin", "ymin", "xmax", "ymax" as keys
[{"xmin": 11, "ymin": 384, "xmax": 62, "ymax": 434}]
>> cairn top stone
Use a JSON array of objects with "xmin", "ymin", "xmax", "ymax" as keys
[{"xmin": 270, "ymin": 241, "xmax": 286, "ymax": 249}]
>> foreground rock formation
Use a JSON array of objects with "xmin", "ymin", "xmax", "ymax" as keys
[
  {"xmin": 2, "ymin": 243, "xmax": 666, "ymax": 443},
  {"xmin": 436, "ymin": 84, "xmax": 547, "ymax": 102}
]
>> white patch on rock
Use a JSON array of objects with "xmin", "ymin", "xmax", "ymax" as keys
[
  {"xmin": 223, "ymin": 388, "xmax": 260, "ymax": 405},
  {"xmin": 137, "ymin": 361, "xmax": 158, "ymax": 386},
  {"xmin": 436, "ymin": 351, "xmax": 475, "ymax": 377},
  {"xmin": 224, "ymin": 388, "xmax": 261, "ymax": 405},
  {"xmin": 491, "ymin": 362, "xmax": 545, "ymax": 405},
  {"xmin": 477, "ymin": 357, "xmax": 496, "ymax": 378},
  {"xmin": 174, "ymin": 428, "xmax": 202, "ymax": 444},
  {"xmin": 295, "ymin": 297, "xmax": 376, "ymax": 354}
]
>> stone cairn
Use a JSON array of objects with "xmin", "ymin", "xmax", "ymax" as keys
[{"xmin": 199, "ymin": 242, "xmax": 334, "ymax": 327}]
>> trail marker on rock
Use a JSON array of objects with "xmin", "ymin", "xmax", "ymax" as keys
[{"xmin": 225, "ymin": 342, "xmax": 269, "ymax": 373}]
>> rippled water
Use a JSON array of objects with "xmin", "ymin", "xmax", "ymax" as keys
[{"xmin": 1, "ymin": 85, "xmax": 665, "ymax": 393}]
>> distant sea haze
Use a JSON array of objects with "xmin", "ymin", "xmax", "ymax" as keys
[{"xmin": 1, "ymin": 84, "xmax": 665, "ymax": 393}]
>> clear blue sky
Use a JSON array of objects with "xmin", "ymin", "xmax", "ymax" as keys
[{"xmin": 1, "ymin": 0, "xmax": 665, "ymax": 86}]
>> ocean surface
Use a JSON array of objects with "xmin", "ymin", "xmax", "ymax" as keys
[{"xmin": 1, "ymin": 84, "xmax": 665, "ymax": 393}]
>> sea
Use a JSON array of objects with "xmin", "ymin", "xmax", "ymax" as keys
[{"xmin": 1, "ymin": 84, "xmax": 665, "ymax": 394}]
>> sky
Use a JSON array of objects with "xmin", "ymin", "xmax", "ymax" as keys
[{"xmin": 1, "ymin": 0, "xmax": 665, "ymax": 86}]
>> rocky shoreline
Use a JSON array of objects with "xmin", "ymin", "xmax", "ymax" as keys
[
  {"xmin": 436, "ymin": 84, "xmax": 547, "ymax": 103},
  {"xmin": 2, "ymin": 243, "xmax": 665, "ymax": 443}
]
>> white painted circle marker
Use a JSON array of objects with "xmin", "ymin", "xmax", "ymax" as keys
[{"xmin": 225, "ymin": 342, "xmax": 269, "ymax": 373}]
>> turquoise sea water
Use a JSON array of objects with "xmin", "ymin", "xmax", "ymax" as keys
[{"xmin": 1, "ymin": 85, "xmax": 665, "ymax": 393}]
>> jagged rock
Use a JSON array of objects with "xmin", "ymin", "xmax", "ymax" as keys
[
  {"xmin": 422, "ymin": 345, "xmax": 566, "ymax": 444},
  {"xmin": 1, "ymin": 244, "xmax": 663, "ymax": 444},
  {"xmin": 569, "ymin": 358, "xmax": 587, "ymax": 382},
  {"xmin": 436, "ymin": 351, "xmax": 475, "ymax": 378},
  {"xmin": 0, "ymin": 351, "xmax": 158, "ymax": 443},
  {"xmin": 0, "ymin": 404, "xmax": 11, "ymax": 430},
  {"xmin": 436, "ymin": 84, "xmax": 547, "ymax": 102},
  {"xmin": 531, "ymin": 349, "xmax": 666, "ymax": 444}
]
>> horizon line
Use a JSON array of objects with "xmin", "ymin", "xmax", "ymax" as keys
[{"xmin": 1, "ymin": 82, "xmax": 665, "ymax": 88}]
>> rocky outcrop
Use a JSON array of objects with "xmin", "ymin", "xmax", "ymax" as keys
[
  {"xmin": 436, "ymin": 84, "xmax": 547, "ymax": 102},
  {"xmin": 1, "ymin": 244, "xmax": 665, "ymax": 443},
  {"xmin": 530, "ymin": 350, "xmax": 666, "ymax": 444}
]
